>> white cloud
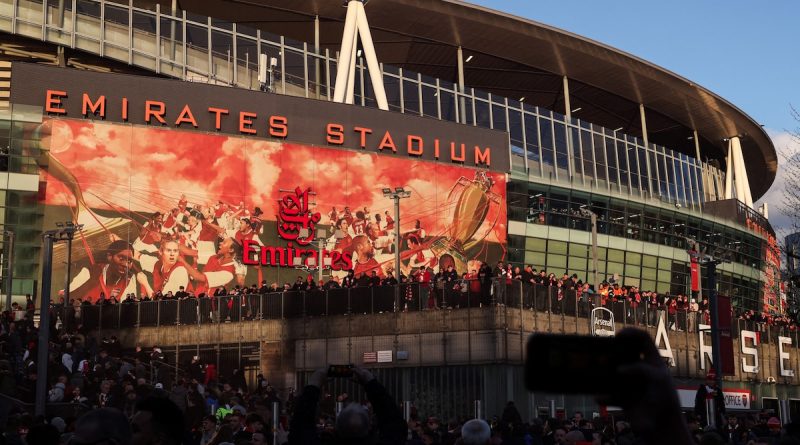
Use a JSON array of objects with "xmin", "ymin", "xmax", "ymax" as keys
[{"xmin": 755, "ymin": 128, "xmax": 800, "ymax": 240}]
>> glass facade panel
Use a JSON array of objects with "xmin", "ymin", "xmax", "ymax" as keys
[
  {"xmin": 524, "ymin": 113, "xmax": 540, "ymax": 164},
  {"xmin": 539, "ymin": 117, "xmax": 554, "ymax": 167},
  {"xmin": 553, "ymin": 122, "xmax": 569, "ymax": 172}
]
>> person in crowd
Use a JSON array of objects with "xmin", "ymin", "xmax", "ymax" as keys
[
  {"xmin": 289, "ymin": 365, "xmax": 405, "ymax": 445},
  {"xmin": 694, "ymin": 371, "xmax": 726, "ymax": 428}
]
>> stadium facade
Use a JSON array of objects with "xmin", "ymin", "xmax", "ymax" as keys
[{"xmin": 0, "ymin": 0, "xmax": 793, "ymax": 420}]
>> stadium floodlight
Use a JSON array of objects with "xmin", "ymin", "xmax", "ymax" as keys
[{"xmin": 384, "ymin": 186, "xmax": 412, "ymax": 299}]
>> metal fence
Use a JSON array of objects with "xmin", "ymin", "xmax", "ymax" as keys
[{"xmin": 46, "ymin": 280, "xmax": 798, "ymax": 345}]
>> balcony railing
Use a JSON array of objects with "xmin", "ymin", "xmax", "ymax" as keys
[{"xmin": 41, "ymin": 280, "xmax": 797, "ymax": 347}]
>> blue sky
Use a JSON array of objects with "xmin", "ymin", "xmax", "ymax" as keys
[
  {"xmin": 471, "ymin": 0, "xmax": 799, "ymax": 132},
  {"xmin": 472, "ymin": 0, "xmax": 800, "ymax": 234}
]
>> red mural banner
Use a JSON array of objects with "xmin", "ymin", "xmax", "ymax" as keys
[{"xmin": 34, "ymin": 119, "xmax": 507, "ymax": 301}]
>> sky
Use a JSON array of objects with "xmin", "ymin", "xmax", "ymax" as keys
[{"xmin": 472, "ymin": 0, "xmax": 800, "ymax": 237}]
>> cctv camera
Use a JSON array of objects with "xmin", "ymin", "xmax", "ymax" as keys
[{"xmin": 675, "ymin": 203, "xmax": 682, "ymax": 209}]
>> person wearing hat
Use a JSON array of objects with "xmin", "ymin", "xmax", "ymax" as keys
[
  {"xmin": 688, "ymin": 298, "xmax": 700, "ymax": 333},
  {"xmin": 693, "ymin": 370, "xmax": 726, "ymax": 428}
]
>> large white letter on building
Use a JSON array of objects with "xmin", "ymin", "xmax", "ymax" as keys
[
  {"xmin": 778, "ymin": 336, "xmax": 795, "ymax": 377},
  {"xmin": 740, "ymin": 330, "xmax": 759, "ymax": 374},
  {"xmin": 698, "ymin": 324, "xmax": 713, "ymax": 370},
  {"xmin": 655, "ymin": 314, "xmax": 675, "ymax": 367}
]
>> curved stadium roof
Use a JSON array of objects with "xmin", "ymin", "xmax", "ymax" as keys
[{"xmin": 156, "ymin": 0, "xmax": 777, "ymax": 199}]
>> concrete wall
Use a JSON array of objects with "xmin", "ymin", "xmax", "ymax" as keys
[{"xmin": 106, "ymin": 307, "xmax": 800, "ymax": 401}]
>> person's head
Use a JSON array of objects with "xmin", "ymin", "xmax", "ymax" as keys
[
  {"xmin": 26, "ymin": 423, "xmax": 60, "ymax": 445},
  {"xmin": 573, "ymin": 411, "xmax": 583, "ymax": 423},
  {"xmin": 439, "ymin": 254, "xmax": 455, "ymax": 272},
  {"xmin": 351, "ymin": 235, "xmax": 374, "ymax": 261},
  {"xmin": 218, "ymin": 237, "xmax": 241, "ymax": 259},
  {"xmin": 564, "ymin": 430, "xmax": 586, "ymax": 445},
  {"xmin": 73, "ymin": 408, "xmax": 132, "ymax": 445},
  {"xmin": 251, "ymin": 431, "xmax": 268, "ymax": 445},
  {"xmin": 202, "ymin": 415, "xmax": 217, "ymax": 432},
  {"xmin": 461, "ymin": 419, "xmax": 491, "ymax": 445},
  {"xmin": 131, "ymin": 397, "xmax": 185, "ymax": 445},
  {"xmin": 246, "ymin": 413, "xmax": 264, "ymax": 432},
  {"xmin": 699, "ymin": 432, "xmax": 726, "ymax": 445},
  {"xmin": 363, "ymin": 222, "xmax": 378, "ymax": 239},
  {"xmin": 554, "ymin": 428, "xmax": 567, "ymax": 444},
  {"xmin": 227, "ymin": 413, "xmax": 244, "ymax": 431},
  {"xmin": 159, "ymin": 240, "xmax": 180, "ymax": 267},
  {"xmin": 335, "ymin": 402, "xmax": 371, "ymax": 440},
  {"xmin": 337, "ymin": 218, "xmax": 350, "ymax": 232},
  {"xmin": 107, "ymin": 240, "xmax": 135, "ymax": 275}
]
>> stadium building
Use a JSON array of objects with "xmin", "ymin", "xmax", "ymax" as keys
[{"xmin": 0, "ymin": 0, "xmax": 793, "ymax": 420}]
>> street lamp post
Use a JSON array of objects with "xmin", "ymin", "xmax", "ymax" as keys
[
  {"xmin": 579, "ymin": 206, "xmax": 599, "ymax": 299},
  {"xmin": 4, "ymin": 230, "xmax": 13, "ymax": 311},
  {"xmin": 35, "ymin": 224, "xmax": 79, "ymax": 417},
  {"xmin": 59, "ymin": 222, "xmax": 83, "ymax": 304},
  {"xmin": 383, "ymin": 187, "xmax": 411, "ymax": 301},
  {"xmin": 687, "ymin": 237, "xmax": 728, "ymax": 410},
  {"xmin": 295, "ymin": 228, "xmax": 337, "ymax": 284}
]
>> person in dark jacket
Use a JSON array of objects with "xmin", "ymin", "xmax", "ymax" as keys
[
  {"xmin": 289, "ymin": 366, "xmax": 406, "ymax": 445},
  {"xmin": 694, "ymin": 371, "xmax": 726, "ymax": 428}
]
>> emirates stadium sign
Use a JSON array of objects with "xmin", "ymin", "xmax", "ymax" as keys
[{"xmin": 9, "ymin": 63, "xmax": 510, "ymax": 172}]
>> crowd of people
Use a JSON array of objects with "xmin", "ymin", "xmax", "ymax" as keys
[
  {"xmin": 36, "ymin": 257, "xmax": 800, "ymax": 337},
  {"xmin": 4, "ymin": 293, "xmax": 800, "ymax": 444}
]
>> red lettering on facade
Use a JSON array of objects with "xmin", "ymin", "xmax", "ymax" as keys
[
  {"xmin": 174, "ymin": 104, "xmax": 198, "ymax": 127},
  {"xmin": 277, "ymin": 187, "xmax": 321, "ymax": 246},
  {"xmin": 242, "ymin": 240, "xmax": 260, "ymax": 265},
  {"xmin": 474, "ymin": 146, "xmax": 491, "ymax": 166},
  {"xmin": 407, "ymin": 135, "xmax": 423, "ymax": 156},
  {"xmin": 378, "ymin": 131, "xmax": 397, "ymax": 152},
  {"xmin": 239, "ymin": 111, "xmax": 257, "ymax": 134},
  {"xmin": 269, "ymin": 116, "xmax": 288, "ymax": 138},
  {"xmin": 451, "ymin": 143, "xmax": 466, "ymax": 162},
  {"xmin": 326, "ymin": 123, "xmax": 344, "ymax": 144},
  {"xmin": 45, "ymin": 90, "xmax": 67, "ymax": 114},
  {"xmin": 145, "ymin": 101, "xmax": 167, "ymax": 124},
  {"xmin": 122, "ymin": 97, "xmax": 129, "ymax": 121},
  {"xmin": 208, "ymin": 107, "xmax": 229, "ymax": 130},
  {"xmin": 354, "ymin": 126, "xmax": 372, "ymax": 148},
  {"xmin": 81, "ymin": 94, "xmax": 106, "ymax": 118}
]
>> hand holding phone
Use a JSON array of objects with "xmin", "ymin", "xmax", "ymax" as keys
[
  {"xmin": 327, "ymin": 364, "xmax": 354, "ymax": 378},
  {"xmin": 524, "ymin": 333, "xmax": 644, "ymax": 395},
  {"xmin": 525, "ymin": 329, "xmax": 693, "ymax": 445}
]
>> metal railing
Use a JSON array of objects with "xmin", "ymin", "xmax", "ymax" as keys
[
  {"xmin": 45, "ymin": 280, "xmax": 797, "ymax": 344},
  {"xmin": 0, "ymin": 0, "xmax": 721, "ymax": 208}
]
